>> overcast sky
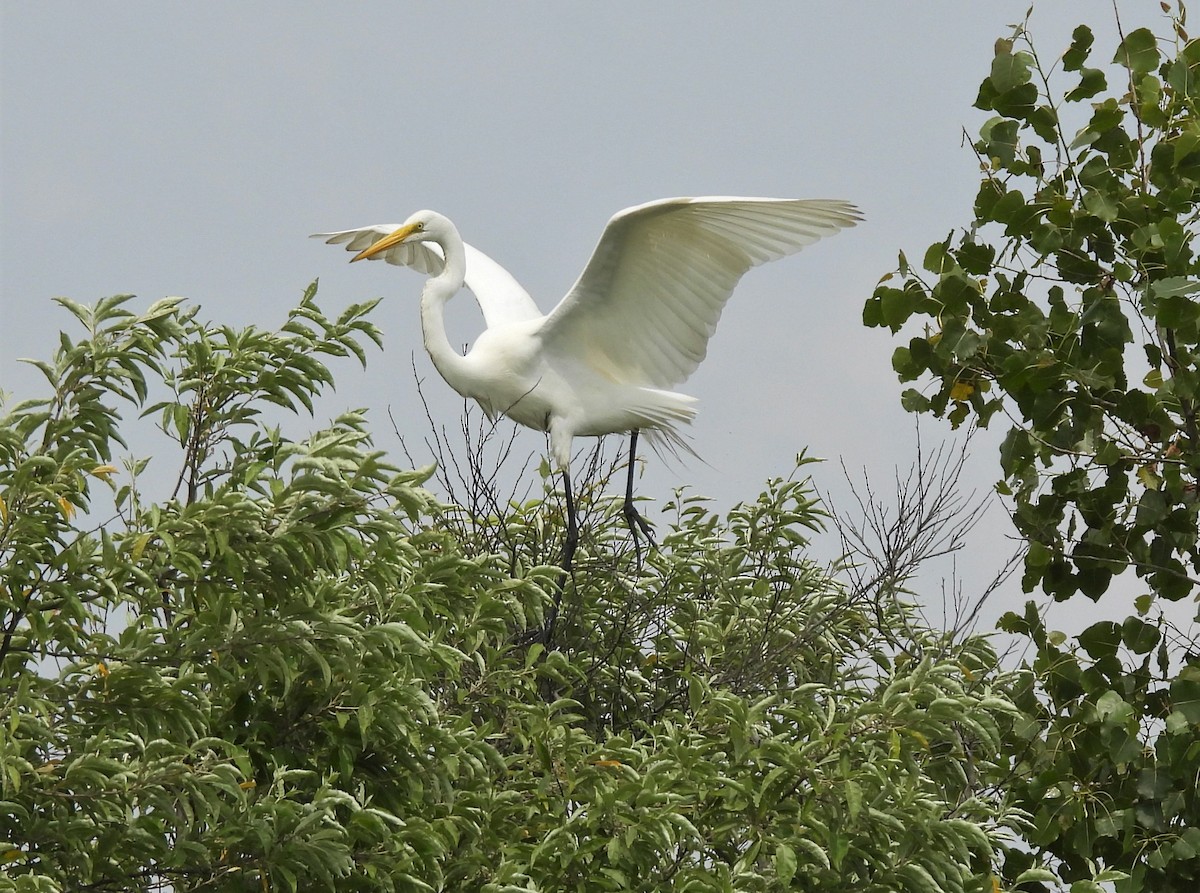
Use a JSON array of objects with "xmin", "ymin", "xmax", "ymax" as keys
[{"xmin": 1, "ymin": 3, "xmax": 1184, "ymax": 636}]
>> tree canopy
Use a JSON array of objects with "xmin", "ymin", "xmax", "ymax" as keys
[{"xmin": 0, "ymin": 291, "xmax": 1022, "ymax": 891}]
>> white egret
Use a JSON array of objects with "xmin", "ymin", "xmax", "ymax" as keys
[{"xmin": 314, "ymin": 197, "xmax": 860, "ymax": 571}]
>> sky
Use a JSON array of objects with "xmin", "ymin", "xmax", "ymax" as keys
[{"xmin": 1, "ymin": 2, "xmax": 1189, "ymax": 637}]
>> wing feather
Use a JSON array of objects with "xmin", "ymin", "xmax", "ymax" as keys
[
  {"xmin": 538, "ymin": 197, "xmax": 860, "ymax": 388},
  {"xmin": 312, "ymin": 225, "xmax": 542, "ymax": 328}
]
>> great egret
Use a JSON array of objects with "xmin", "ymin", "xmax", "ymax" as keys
[{"xmin": 314, "ymin": 197, "xmax": 860, "ymax": 571}]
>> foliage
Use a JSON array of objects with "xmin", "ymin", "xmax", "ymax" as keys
[
  {"xmin": 999, "ymin": 604, "xmax": 1200, "ymax": 893},
  {"xmin": 865, "ymin": 8, "xmax": 1200, "ymax": 606},
  {"xmin": 0, "ymin": 289, "xmax": 1026, "ymax": 891},
  {"xmin": 864, "ymin": 6, "xmax": 1200, "ymax": 890}
]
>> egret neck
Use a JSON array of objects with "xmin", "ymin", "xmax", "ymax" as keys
[{"xmin": 418, "ymin": 229, "xmax": 474, "ymax": 398}]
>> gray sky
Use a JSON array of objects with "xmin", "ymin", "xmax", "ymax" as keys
[{"xmin": 1, "ymin": 3, "xmax": 1182, "ymax": 635}]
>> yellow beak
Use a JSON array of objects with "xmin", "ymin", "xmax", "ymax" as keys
[{"xmin": 350, "ymin": 222, "xmax": 420, "ymax": 262}]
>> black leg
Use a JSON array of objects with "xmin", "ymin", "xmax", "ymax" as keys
[
  {"xmin": 623, "ymin": 430, "xmax": 656, "ymax": 563},
  {"xmin": 543, "ymin": 465, "xmax": 577, "ymax": 646},
  {"xmin": 562, "ymin": 465, "xmax": 579, "ymax": 573}
]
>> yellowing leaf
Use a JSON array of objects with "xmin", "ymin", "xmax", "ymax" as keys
[
  {"xmin": 0, "ymin": 494, "xmax": 7, "ymax": 525},
  {"xmin": 97, "ymin": 662, "xmax": 109, "ymax": 677},
  {"xmin": 904, "ymin": 727, "xmax": 930, "ymax": 749},
  {"xmin": 239, "ymin": 780, "xmax": 257, "ymax": 790},
  {"xmin": 131, "ymin": 532, "xmax": 153, "ymax": 563},
  {"xmin": 89, "ymin": 464, "xmax": 118, "ymax": 481},
  {"xmin": 0, "ymin": 849, "xmax": 22, "ymax": 864},
  {"xmin": 950, "ymin": 380, "xmax": 975, "ymax": 401},
  {"xmin": 57, "ymin": 496, "xmax": 76, "ymax": 520},
  {"xmin": 592, "ymin": 759, "xmax": 623, "ymax": 768}
]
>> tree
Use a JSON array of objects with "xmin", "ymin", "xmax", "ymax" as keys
[
  {"xmin": 0, "ymin": 289, "xmax": 1028, "ymax": 891},
  {"xmin": 864, "ymin": 6, "xmax": 1200, "ymax": 890}
]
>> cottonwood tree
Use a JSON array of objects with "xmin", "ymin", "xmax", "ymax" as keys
[{"xmin": 865, "ymin": 6, "xmax": 1200, "ymax": 890}]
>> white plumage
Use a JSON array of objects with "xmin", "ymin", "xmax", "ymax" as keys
[{"xmin": 314, "ymin": 196, "xmax": 860, "ymax": 566}]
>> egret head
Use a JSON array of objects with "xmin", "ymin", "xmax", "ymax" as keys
[{"xmin": 350, "ymin": 210, "xmax": 440, "ymax": 262}]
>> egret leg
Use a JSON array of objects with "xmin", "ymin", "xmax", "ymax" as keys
[
  {"xmin": 624, "ymin": 430, "xmax": 656, "ymax": 563},
  {"xmin": 542, "ymin": 466, "xmax": 577, "ymax": 646},
  {"xmin": 562, "ymin": 466, "xmax": 579, "ymax": 572}
]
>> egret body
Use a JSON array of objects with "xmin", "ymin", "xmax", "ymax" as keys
[{"xmin": 315, "ymin": 197, "xmax": 860, "ymax": 569}]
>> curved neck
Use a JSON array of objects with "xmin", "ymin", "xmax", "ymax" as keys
[{"xmin": 420, "ymin": 236, "xmax": 474, "ymax": 395}]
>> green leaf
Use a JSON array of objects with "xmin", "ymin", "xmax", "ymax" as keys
[
  {"xmin": 957, "ymin": 240, "xmax": 996, "ymax": 275},
  {"xmin": 1171, "ymin": 668, "xmax": 1200, "ymax": 723},
  {"xmin": 1015, "ymin": 867, "xmax": 1061, "ymax": 884},
  {"xmin": 878, "ymin": 287, "xmax": 920, "ymax": 331},
  {"xmin": 1067, "ymin": 68, "xmax": 1107, "ymax": 102},
  {"xmin": 775, "ymin": 842, "xmax": 797, "ymax": 885},
  {"xmin": 792, "ymin": 837, "xmax": 830, "ymax": 870},
  {"xmin": 898, "ymin": 862, "xmax": 942, "ymax": 893},
  {"xmin": 1121, "ymin": 616, "xmax": 1160, "ymax": 655},
  {"xmin": 845, "ymin": 779, "xmax": 863, "ymax": 821},
  {"xmin": 923, "ymin": 240, "xmax": 953, "ymax": 275},
  {"xmin": 1082, "ymin": 188, "xmax": 1119, "ymax": 223},
  {"xmin": 1135, "ymin": 488, "xmax": 1170, "ymax": 527},
  {"xmin": 901, "ymin": 388, "xmax": 931, "ymax": 413},
  {"xmin": 1063, "ymin": 25, "xmax": 1094, "ymax": 71},
  {"xmin": 1096, "ymin": 690, "xmax": 1133, "ymax": 725},
  {"xmin": 1115, "ymin": 28, "xmax": 1160, "ymax": 75},
  {"xmin": 990, "ymin": 45, "xmax": 1033, "ymax": 93},
  {"xmin": 1078, "ymin": 622, "xmax": 1120, "ymax": 660}
]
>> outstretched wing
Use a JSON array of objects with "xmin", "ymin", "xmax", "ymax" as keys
[
  {"xmin": 312, "ymin": 225, "xmax": 543, "ymax": 328},
  {"xmin": 538, "ymin": 197, "xmax": 861, "ymax": 388}
]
